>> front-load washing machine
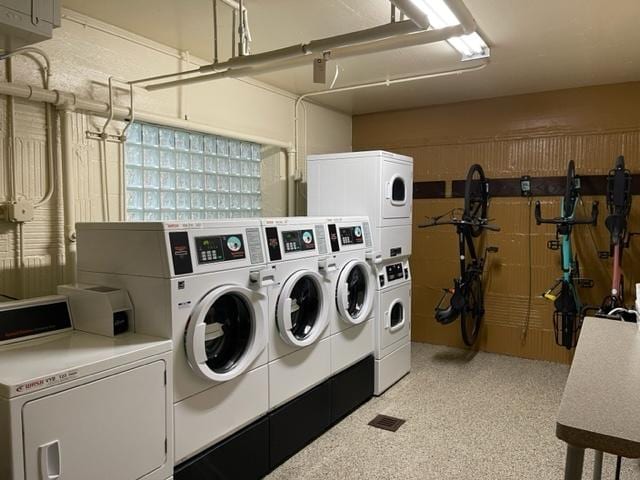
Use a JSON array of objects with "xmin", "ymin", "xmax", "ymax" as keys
[
  {"xmin": 260, "ymin": 217, "xmax": 332, "ymax": 409},
  {"xmin": 324, "ymin": 216, "xmax": 376, "ymax": 375},
  {"xmin": 76, "ymin": 220, "xmax": 271, "ymax": 468},
  {"xmin": 374, "ymin": 258, "xmax": 412, "ymax": 395}
]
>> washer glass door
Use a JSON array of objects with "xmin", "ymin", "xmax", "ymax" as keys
[
  {"xmin": 336, "ymin": 260, "xmax": 373, "ymax": 325},
  {"xmin": 186, "ymin": 285, "xmax": 263, "ymax": 382},
  {"xmin": 277, "ymin": 270, "xmax": 327, "ymax": 347}
]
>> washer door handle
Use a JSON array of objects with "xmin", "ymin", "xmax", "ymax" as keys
[
  {"xmin": 282, "ymin": 297, "xmax": 293, "ymax": 331},
  {"xmin": 39, "ymin": 440, "xmax": 61, "ymax": 480}
]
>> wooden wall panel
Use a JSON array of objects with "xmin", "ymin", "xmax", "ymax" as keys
[{"xmin": 353, "ymin": 82, "xmax": 640, "ymax": 363}]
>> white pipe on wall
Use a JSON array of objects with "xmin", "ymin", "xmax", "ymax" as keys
[{"xmin": 59, "ymin": 109, "xmax": 76, "ymax": 284}]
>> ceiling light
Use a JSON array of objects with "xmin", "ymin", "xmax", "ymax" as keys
[{"xmin": 408, "ymin": 0, "xmax": 490, "ymax": 60}]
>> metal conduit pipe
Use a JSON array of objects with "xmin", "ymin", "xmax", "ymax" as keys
[
  {"xmin": 59, "ymin": 109, "xmax": 76, "ymax": 284},
  {"xmin": 388, "ymin": 0, "xmax": 430, "ymax": 28},
  {"xmin": 145, "ymin": 24, "xmax": 466, "ymax": 91},
  {"xmin": 132, "ymin": 19, "xmax": 424, "ymax": 87},
  {"xmin": 288, "ymin": 60, "xmax": 489, "ymax": 215}
]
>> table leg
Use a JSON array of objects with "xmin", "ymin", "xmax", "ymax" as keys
[
  {"xmin": 564, "ymin": 444, "xmax": 585, "ymax": 480},
  {"xmin": 593, "ymin": 450, "xmax": 603, "ymax": 480}
]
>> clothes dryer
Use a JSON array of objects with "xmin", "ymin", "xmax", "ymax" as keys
[{"xmin": 308, "ymin": 150, "xmax": 413, "ymax": 260}]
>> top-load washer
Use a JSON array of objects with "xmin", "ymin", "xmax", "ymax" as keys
[
  {"xmin": 76, "ymin": 220, "xmax": 271, "ymax": 464},
  {"xmin": 307, "ymin": 150, "xmax": 413, "ymax": 260},
  {"xmin": 260, "ymin": 217, "xmax": 332, "ymax": 409},
  {"xmin": 0, "ymin": 295, "xmax": 173, "ymax": 480},
  {"xmin": 324, "ymin": 216, "xmax": 377, "ymax": 374}
]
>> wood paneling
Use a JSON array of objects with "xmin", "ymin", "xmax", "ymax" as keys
[{"xmin": 354, "ymin": 82, "xmax": 640, "ymax": 364}]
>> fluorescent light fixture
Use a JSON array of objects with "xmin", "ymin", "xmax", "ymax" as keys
[{"xmin": 409, "ymin": 0, "xmax": 489, "ymax": 60}]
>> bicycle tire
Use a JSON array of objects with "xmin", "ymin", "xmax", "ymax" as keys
[
  {"xmin": 460, "ymin": 274, "xmax": 483, "ymax": 346},
  {"xmin": 563, "ymin": 160, "xmax": 577, "ymax": 219},
  {"xmin": 464, "ymin": 164, "xmax": 488, "ymax": 237}
]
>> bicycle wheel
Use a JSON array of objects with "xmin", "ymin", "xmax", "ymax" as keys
[
  {"xmin": 460, "ymin": 274, "xmax": 483, "ymax": 346},
  {"xmin": 563, "ymin": 160, "xmax": 578, "ymax": 219},
  {"xmin": 464, "ymin": 164, "xmax": 488, "ymax": 237}
]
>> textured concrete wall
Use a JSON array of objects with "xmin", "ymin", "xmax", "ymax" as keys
[
  {"xmin": 0, "ymin": 11, "xmax": 352, "ymax": 299},
  {"xmin": 353, "ymin": 82, "xmax": 640, "ymax": 363}
]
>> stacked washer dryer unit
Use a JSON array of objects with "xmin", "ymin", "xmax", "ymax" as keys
[
  {"xmin": 76, "ymin": 220, "xmax": 273, "ymax": 480},
  {"xmin": 260, "ymin": 216, "xmax": 333, "ymax": 468},
  {"xmin": 308, "ymin": 150, "xmax": 413, "ymax": 395}
]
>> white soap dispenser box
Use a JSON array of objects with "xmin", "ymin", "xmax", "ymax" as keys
[{"xmin": 58, "ymin": 284, "xmax": 134, "ymax": 336}]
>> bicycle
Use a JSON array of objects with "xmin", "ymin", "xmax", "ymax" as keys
[
  {"xmin": 419, "ymin": 164, "xmax": 500, "ymax": 346},
  {"xmin": 594, "ymin": 155, "xmax": 638, "ymax": 322},
  {"xmin": 535, "ymin": 160, "xmax": 599, "ymax": 349}
]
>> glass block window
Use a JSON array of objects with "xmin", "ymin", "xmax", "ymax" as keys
[{"xmin": 125, "ymin": 122, "xmax": 262, "ymax": 221}]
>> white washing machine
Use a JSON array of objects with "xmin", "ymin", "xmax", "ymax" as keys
[
  {"xmin": 324, "ymin": 216, "xmax": 377, "ymax": 374},
  {"xmin": 76, "ymin": 220, "xmax": 271, "ymax": 464},
  {"xmin": 260, "ymin": 217, "xmax": 332, "ymax": 409},
  {"xmin": 0, "ymin": 296, "xmax": 173, "ymax": 480},
  {"xmin": 308, "ymin": 150, "xmax": 413, "ymax": 260},
  {"xmin": 374, "ymin": 258, "xmax": 412, "ymax": 395}
]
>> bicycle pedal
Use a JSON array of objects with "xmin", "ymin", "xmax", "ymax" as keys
[
  {"xmin": 547, "ymin": 240, "xmax": 560, "ymax": 250},
  {"xmin": 598, "ymin": 251, "xmax": 610, "ymax": 259},
  {"xmin": 577, "ymin": 278, "xmax": 594, "ymax": 288},
  {"xmin": 543, "ymin": 292, "xmax": 557, "ymax": 301}
]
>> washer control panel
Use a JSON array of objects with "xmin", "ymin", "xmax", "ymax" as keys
[
  {"xmin": 265, "ymin": 226, "xmax": 317, "ymax": 261},
  {"xmin": 195, "ymin": 234, "xmax": 245, "ymax": 264},
  {"xmin": 339, "ymin": 226, "xmax": 364, "ymax": 246},
  {"xmin": 379, "ymin": 260, "xmax": 411, "ymax": 287},
  {"xmin": 281, "ymin": 229, "xmax": 315, "ymax": 253}
]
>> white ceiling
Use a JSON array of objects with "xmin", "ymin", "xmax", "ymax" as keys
[{"xmin": 62, "ymin": 0, "xmax": 640, "ymax": 114}]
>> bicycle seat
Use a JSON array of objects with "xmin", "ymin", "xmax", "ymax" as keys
[{"xmin": 605, "ymin": 214, "xmax": 626, "ymax": 241}]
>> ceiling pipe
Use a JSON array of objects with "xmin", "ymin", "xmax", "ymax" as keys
[
  {"xmin": 145, "ymin": 24, "xmax": 467, "ymax": 91},
  {"xmin": 388, "ymin": 0, "xmax": 431, "ymax": 28},
  {"xmin": 132, "ymin": 19, "xmax": 424, "ymax": 86},
  {"xmin": 288, "ymin": 60, "xmax": 489, "ymax": 215}
]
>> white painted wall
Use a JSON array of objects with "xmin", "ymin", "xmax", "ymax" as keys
[{"xmin": 0, "ymin": 10, "xmax": 352, "ymax": 298}]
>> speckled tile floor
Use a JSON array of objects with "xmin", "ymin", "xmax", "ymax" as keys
[{"xmin": 267, "ymin": 343, "xmax": 640, "ymax": 480}]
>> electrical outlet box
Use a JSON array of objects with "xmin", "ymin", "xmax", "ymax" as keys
[
  {"xmin": 0, "ymin": 0, "xmax": 61, "ymax": 53},
  {"xmin": 520, "ymin": 175, "xmax": 532, "ymax": 196},
  {"xmin": 8, "ymin": 198, "xmax": 34, "ymax": 222},
  {"xmin": 313, "ymin": 57, "xmax": 326, "ymax": 84}
]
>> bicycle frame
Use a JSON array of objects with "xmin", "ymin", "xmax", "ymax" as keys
[{"xmin": 536, "ymin": 161, "xmax": 598, "ymax": 349}]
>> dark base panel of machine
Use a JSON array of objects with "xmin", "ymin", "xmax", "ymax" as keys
[
  {"xmin": 173, "ymin": 357, "xmax": 374, "ymax": 478},
  {"xmin": 330, "ymin": 355, "xmax": 374, "ymax": 423},
  {"xmin": 174, "ymin": 416, "xmax": 269, "ymax": 480},
  {"xmin": 268, "ymin": 380, "xmax": 332, "ymax": 470}
]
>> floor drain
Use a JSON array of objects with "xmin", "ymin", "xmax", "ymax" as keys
[{"xmin": 368, "ymin": 414, "xmax": 406, "ymax": 432}]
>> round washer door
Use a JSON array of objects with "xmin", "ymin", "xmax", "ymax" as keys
[
  {"xmin": 276, "ymin": 270, "xmax": 328, "ymax": 347},
  {"xmin": 336, "ymin": 260, "xmax": 374, "ymax": 325},
  {"xmin": 386, "ymin": 298, "xmax": 406, "ymax": 333},
  {"xmin": 185, "ymin": 285, "xmax": 265, "ymax": 382}
]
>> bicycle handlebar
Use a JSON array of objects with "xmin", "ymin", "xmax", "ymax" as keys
[
  {"xmin": 419, "ymin": 218, "xmax": 501, "ymax": 232},
  {"xmin": 534, "ymin": 200, "xmax": 599, "ymax": 227}
]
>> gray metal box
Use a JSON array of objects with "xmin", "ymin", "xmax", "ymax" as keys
[{"xmin": 0, "ymin": 0, "xmax": 60, "ymax": 52}]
